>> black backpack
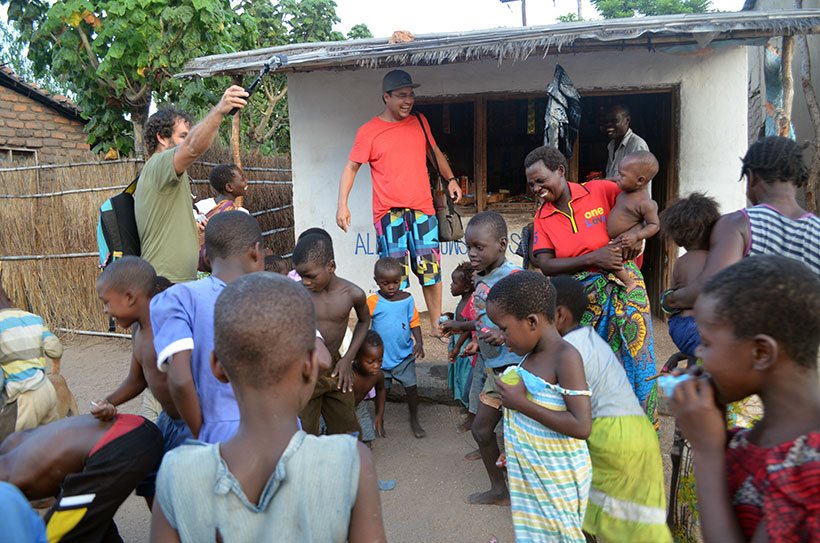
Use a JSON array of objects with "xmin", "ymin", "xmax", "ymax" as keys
[{"xmin": 96, "ymin": 176, "xmax": 141, "ymax": 268}]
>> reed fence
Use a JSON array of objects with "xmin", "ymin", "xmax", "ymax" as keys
[{"xmin": 0, "ymin": 147, "xmax": 294, "ymax": 333}]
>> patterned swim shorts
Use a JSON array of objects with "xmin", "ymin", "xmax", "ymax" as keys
[{"xmin": 374, "ymin": 208, "xmax": 441, "ymax": 288}]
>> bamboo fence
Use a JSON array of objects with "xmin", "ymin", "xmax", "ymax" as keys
[{"xmin": 0, "ymin": 147, "xmax": 294, "ymax": 333}]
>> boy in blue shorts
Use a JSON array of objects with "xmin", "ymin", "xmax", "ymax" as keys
[
  {"xmin": 366, "ymin": 257, "xmax": 426, "ymax": 438},
  {"xmin": 659, "ymin": 193, "xmax": 721, "ymax": 365},
  {"xmin": 150, "ymin": 211, "xmax": 264, "ymax": 443}
]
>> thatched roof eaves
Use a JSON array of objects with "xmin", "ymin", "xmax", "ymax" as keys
[{"xmin": 178, "ymin": 10, "xmax": 820, "ymax": 78}]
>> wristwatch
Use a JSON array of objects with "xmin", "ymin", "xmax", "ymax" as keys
[{"xmin": 447, "ymin": 176, "xmax": 458, "ymax": 183}]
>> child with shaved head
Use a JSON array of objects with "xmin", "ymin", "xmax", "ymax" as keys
[
  {"xmin": 293, "ymin": 233, "xmax": 370, "ymax": 436},
  {"xmin": 606, "ymin": 150, "xmax": 661, "ymax": 290},
  {"xmin": 150, "ymin": 273, "xmax": 386, "ymax": 542},
  {"xmin": 150, "ymin": 211, "xmax": 264, "ymax": 443},
  {"xmin": 367, "ymin": 257, "xmax": 425, "ymax": 438},
  {"xmin": 92, "ymin": 256, "xmax": 185, "ymax": 506}
]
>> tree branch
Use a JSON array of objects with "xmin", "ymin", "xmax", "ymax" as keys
[{"xmin": 76, "ymin": 25, "xmax": 99, "ymax": 70}]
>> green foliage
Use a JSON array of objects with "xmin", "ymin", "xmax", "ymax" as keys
[
  {"xmin": 276, "ymin": 0, "xmax": 344, "ymax": 42},
  {"xmin": 0, "ymin": 19, "xmax": 72, "ymax": 97},
  {"xmin": 557, "ymin": 13, "xmax": 582, "ymax": 23},
  {"xmin": 4, "ymin": 0, "xmax": 371, "ymax": 157},
  {"xmin": 591, "ymin": 0, "xmax": 710, "ymax": 18},
  {"xmin": 347, "ymin": 23, "xmax": 374, "ymax": 40},
  {"xmin": 5, "ymin": 0, "xmax": 256, "ymax": 156},
  {"xmin": 209, "ymin": 0, "xmax": 371, "ymax": 156}
]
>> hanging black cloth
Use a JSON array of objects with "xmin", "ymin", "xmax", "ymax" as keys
[{"xmin": 543, "ymin": 64, "xmax": 582, "ymax": 159}]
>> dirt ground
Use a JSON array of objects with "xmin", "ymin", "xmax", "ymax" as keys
[{"xmin": 57, "ymin": 315, "xmax": 677, "ymax": 543}]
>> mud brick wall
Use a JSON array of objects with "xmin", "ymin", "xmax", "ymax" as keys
[{"xmin": 0, "ymin": 85, "xmax": 93, "ymax": 165}]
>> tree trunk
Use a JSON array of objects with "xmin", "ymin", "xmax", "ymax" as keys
[
  {"xmin": 781, "ymin": 36, "xmax": 795, "ymax": 136},
  {"xmin": 130, "ymin": 96, "xmax": 151, "ymax": 159},
  {"xmin": 797, "ymin": 33, "xmax": 820, "ymax": 212},
  {"xmin": 795, "ymin": 0, "xmax": 819, "ymax": 212}
]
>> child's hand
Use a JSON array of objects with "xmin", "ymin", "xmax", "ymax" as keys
[
  {"xmin": 440, "ymin": 319, "xmax": 458, "ymax": 337},
  {"xmin": 669, "ymin": 373, "xmax": 726, "ymax": 453},
  {"xmin": 478, "ymin": 327, "xmax": 505, "ymax": 346},
  {"xmin": 448, "ymin": 349, "xmax": 458, "ymax": 363},
  {"xmin": 414, "ymin": 343, "xmax": 425, "ymax": 359},
  {"xmin": 614, "ymin": 231, "xmax": 638, "ymax": 248},
  {"xmin": 375, "ymin": 417, "xmax": 386, "ymax": 438},
  {"xmin": 463, "ymin": 340, "xmax": 479, "ymax": 356},
  {"xmin": 496, "ymin": 379, "xmax": 527, "ymax": 412},
  {"xmin": 91, "ymin": 399, "xmax": 117, "ymax": 421}
]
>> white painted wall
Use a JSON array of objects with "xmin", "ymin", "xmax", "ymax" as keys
[{"xmin": 288, "ymin": 46, "xmax": 749, "ymax": 313}]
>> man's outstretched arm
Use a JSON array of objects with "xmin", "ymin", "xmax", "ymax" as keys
[{"xmin": 173, "ymin": 86, "xmax": 248, "ymax": 175}]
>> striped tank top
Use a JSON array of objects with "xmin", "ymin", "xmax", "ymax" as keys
[{"xmin": 742, "ymin": 204, "xmax": 820, "ymax": 275}]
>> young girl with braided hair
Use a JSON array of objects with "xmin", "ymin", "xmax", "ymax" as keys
[{"xmin": 665, "ymin": 136, "xmax": 820, "ymax": 311}]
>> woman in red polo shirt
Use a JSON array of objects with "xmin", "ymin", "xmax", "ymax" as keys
[{"xmin": 524, "ymin": 146, "xmax": 658, "ymax": 426}]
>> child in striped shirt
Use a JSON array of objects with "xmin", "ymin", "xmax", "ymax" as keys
[{"xmin": 0, "ymin": 283, "xmax": 63, "ymax": 435}]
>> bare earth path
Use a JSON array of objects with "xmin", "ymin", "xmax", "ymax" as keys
[{"xmin": 58, "ymin": 316, "xmax": 676, "ymax": 543}]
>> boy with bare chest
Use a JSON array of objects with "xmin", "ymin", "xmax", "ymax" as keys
[
  {"xmin": 606, "ymin": 151, "xmax": 661, "ymax": 291},
  {"xmin": 294, "ymin": 233, "xmax": 371, "ymax": 436},
  {"xmin": 91, "ymin": 257, "xmax": 188, "ymax": 506},
  {"xmin": 92, "ymin": 259, "xmax": 178, "ymax": 423}
]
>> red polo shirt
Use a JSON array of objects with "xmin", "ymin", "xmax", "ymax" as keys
[{"xmin": 533, "ymin": 180, "xmax": 620, "ymax": 259}]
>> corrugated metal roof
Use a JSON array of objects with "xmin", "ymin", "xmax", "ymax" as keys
[{"xmin": 178, "ymin": 10, "xmax": 820, "ymax": 78}]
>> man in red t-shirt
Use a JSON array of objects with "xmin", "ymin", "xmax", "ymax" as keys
[{"xmin": 336, "ymin": 70, "xmax": 462, "ymax": 331}]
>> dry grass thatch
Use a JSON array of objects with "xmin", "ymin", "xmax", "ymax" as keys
[{"xmin": 0, "ymin": 146, "xmax": 293, "ymax": 333}]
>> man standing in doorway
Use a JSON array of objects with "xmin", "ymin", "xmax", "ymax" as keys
[
  {"xmin": 336, "ymin": 70, "xmax": 462, "ymax": 333},
  {"xmin": 135, "ymin": 86, "xmax": 248, "ymax": 284},
  {"xmin": 603, "ymin": 104, "xmax": 649, "ymax": 179}
]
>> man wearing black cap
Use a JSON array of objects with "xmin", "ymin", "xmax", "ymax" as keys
[{"xmin": 337, "ymin": 69, "xmax": 462, "ymax": 333}]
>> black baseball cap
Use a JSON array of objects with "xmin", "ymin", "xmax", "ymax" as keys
[{"xmin": 382, "ymin": 70, "xmax": 420, "ymax": 93}]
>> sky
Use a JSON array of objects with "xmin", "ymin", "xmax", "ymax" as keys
[
  {"xmin": 1, "ymin": 0, "xmax": 750, "ymax": 40},
  {"xmin": 333, "ymin": 0, "xmax": 747, "ymax": 37}
]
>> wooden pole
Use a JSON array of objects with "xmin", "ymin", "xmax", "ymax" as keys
[
  {"xmin": 781, "ymin": 36, "xmax": 795, "ymax": 137},
  {"xmin": 231, "ymin": 74, "xmax": 245, "ymax": 209},
  {"xmin": 795, "ymin": 0, "xmax": 819, "ymax": 212},
  {"xmin": 797, "ymin": 33, "xmax": 820, "ymax": 213}
]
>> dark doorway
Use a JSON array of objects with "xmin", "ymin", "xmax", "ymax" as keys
[
  {"xmin": 416, "ymin": 89, "xmax": 679, "ymax": 315},
  {"xmin": 573, "ymin": 91, "xmax": 679, "ymax": 315},
  {"xmin": 412, "ymin": 102, "xmax": 475, "ymax": 182}
]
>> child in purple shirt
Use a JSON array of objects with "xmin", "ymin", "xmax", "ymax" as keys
[{"xmin": 151, "ymin": 211, "xmax": 264, "ymax": 443}]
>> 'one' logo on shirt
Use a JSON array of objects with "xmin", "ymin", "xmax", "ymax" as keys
[{"xmin": 585, "ymin": 207, "xmax": 606, "ymax": 227}]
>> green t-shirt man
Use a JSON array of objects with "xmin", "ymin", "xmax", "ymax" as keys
[{"xmin": 134, "ymin": 148, "xmax": 199, "ymax": 283}]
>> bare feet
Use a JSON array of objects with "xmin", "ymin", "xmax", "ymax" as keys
[
  {"xmin": 464, "ymin": 448, "xmax": 481, "ymax": 461},
  {"xmin": 411, "ymin": 419, "xmax": 426, "ymax": 438},
  {"xmin": 457, "ymin": 416, "xmax": 473, "ymax": 433},
  {"xmin": 468, "ymin": 489, "xmax": 510, "ymax": 506}
]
